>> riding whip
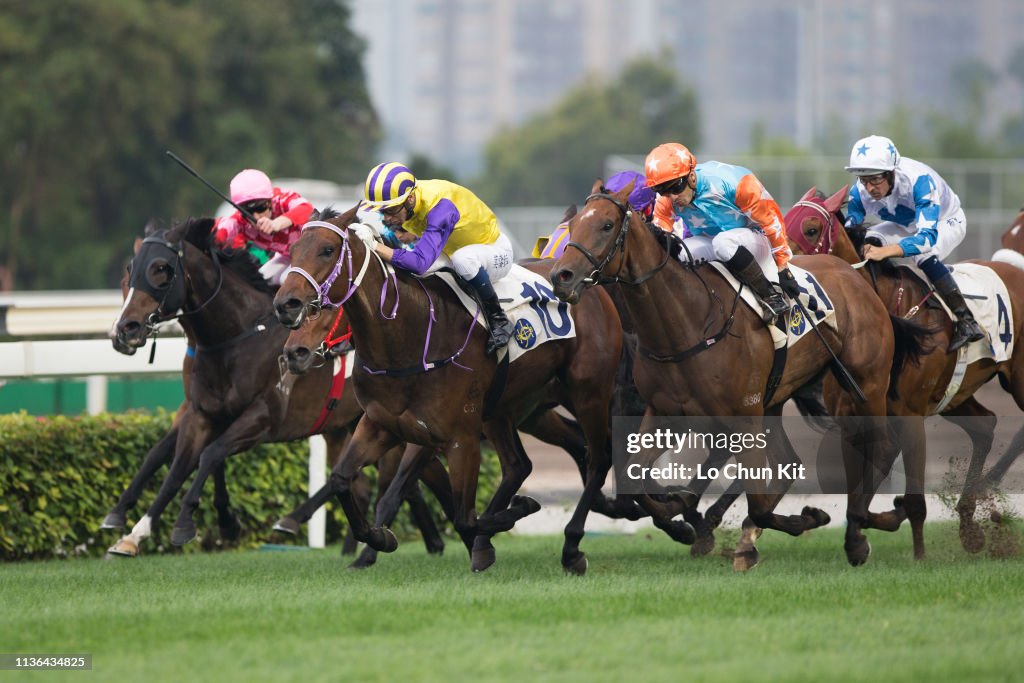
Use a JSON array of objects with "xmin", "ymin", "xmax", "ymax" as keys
[
  {"xmin": 791, "ymin": 297, "xmax": 868, "ymax": 403},
  {"xmin": 165, "ymin": 150, "xmax": 258, "ymax": 225}
]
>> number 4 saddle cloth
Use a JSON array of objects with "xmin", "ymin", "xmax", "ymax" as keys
[
  {"xmin": 430, "ymin": 264, "xmax": 577, "ymax": 362},
  {"xmin": 928, "ymin": 263, "xmax": 1014, "ymax": 365}
]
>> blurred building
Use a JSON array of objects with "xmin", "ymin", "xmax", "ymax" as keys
[{"xmin": 351, "ymin": 0, "xmax": 1024, "ymax": 175}]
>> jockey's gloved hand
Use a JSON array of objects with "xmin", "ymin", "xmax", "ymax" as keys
[
  {"xmin": 778, "ymin": 268, "xmax": 801, "ymax": 299},
  {"xmin": 351, "ymin": 223, "xmax": 378, "ymax": 245}
]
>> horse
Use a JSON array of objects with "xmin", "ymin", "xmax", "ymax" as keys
[
  {"xmin": 108, "ymin": 218, "xmax": 448, "ymax": 559},
  {"xmin": 275, "ymin": 298, "xmax": 649, "ymax": 569},
  {"xmin": 550, "ymin": 180, "xmax": 915, "ymax": 569},
  {"xmin": 785, "ymin": 187, "xmax": 1024, "ymax": 556},
  {"xmin": 272, "ymin": 206, "xmax": 642, "ymax": 575}
]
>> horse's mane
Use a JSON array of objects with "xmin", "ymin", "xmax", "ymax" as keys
[{"xmin": 166, "ymin": 217, "xmax": 275, "ymax": 294}]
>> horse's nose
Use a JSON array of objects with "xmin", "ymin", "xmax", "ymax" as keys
[
  {"xmin": 284, "ymin": 345, "xmax": 313, "ymax": 374},
  {"xmin": 117, "ymin": 319, "xmax": 142, "ymax": 341},
  {"xmin": 275, "ymin": 297, "xmax": 304, "ymax": 329},
  {"xmin": 552, "ymin": 267, "xmax": 576, "ymax": 284}
]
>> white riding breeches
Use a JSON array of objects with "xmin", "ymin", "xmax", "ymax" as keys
[
  {"xmin": 450, "ymin": 232, "xmax": 514, "ymax": 281},
  {"xmin": 866, "ymin": 208, "xmax": 966, "ymax": 266},
  {"xmin": 681, "ymin": 229, "xmax": 780, "ymax": 281},
  {"xmin": 259, "ymin": 253, "xmax": 291, "ymax": 285}
]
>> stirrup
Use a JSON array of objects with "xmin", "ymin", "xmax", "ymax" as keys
[{"xmin": 947, "ymin": 321, "xmax": 985, "ymax": 353}]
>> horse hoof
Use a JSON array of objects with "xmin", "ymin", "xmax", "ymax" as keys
[
  {"xmin": 471, "ymin": 545, "xmax": 496, "ymax": 572},
  {"xmin": 272, "ymin": 517, "xmax": 301, "ymax": 536},
  {"xmin": 219, "ymin": 520, "xmax": 242, "ymax": 542},
  {"xmin": 845, "ymin": 538, "xmax": 872, "ymax": 566},
  {"xmin": 959, "ymin": 522, "xmax": 986, "ymax": 554},
  {"xmin": 801, "ymin": 506, "xmax": 831, "ymax": 529},
  {"xmin": 562, "ymin": 552, "xmax": 588, "ymax": 576},
  {"xmin": 348, "ymin": 552, "xmax": 378, "ymax": 570},
  {"xmin": 107, "ymin": 539, "xmax": 139, "ymax": 557},
  {"xmin": 666, "ymin": 520, "xmax": 696, "ymax": 545},
  {"xmin": 369, "ymin": 527, "xmax": 399, "ymax": 553},
  {"xmin": 170, "ymin": 525, "xmax": 196, "ymax": 546},
  {"xmin": 511, "ymin": 495, "xmax": 542, "ymax": 516},
  {"xmin": 690, "ymin": 534, "xmax": 716, "ymax": 557},
  {"xmin": 100, "ymin": 512, "xmax": 126, "ymax": 530},
  {"xmin": 425, "ymin": 539, "xmax": 445, "ymax": 556},
  {"xmin": 732, "ymin": 549, "xmax": 759, "ymax": 572}
]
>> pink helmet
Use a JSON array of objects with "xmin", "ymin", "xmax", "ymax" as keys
[{"xmin": 229, "ymin": 169, "xmax": 273, "ymax": 204}]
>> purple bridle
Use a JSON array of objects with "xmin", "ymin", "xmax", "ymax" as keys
[{"xmin": 282, "ymin": 219, "xmax": 477, "ymax": 375}]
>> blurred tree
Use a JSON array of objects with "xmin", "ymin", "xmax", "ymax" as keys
[
  {"xmin": 0, "ymin": 0, "xmax": 379, "ymax": 290},
  {"xmin": 473, "ymin": 57, "xmax": 701, "ymax": 207},
  {"xmin": 407, "ymin": 153, "xmax": 460, "ymax": 184}
]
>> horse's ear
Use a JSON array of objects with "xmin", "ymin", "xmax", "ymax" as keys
[
  {"xmin": 799, "ymin": 186, "xmax": 817, "ymax": 202},
  {"xmin": 612, "ymin": 179, "xmax": 634, "ymax": 204},
  {"xmin": 560, "ymin": 204, "xmax": 578, "ymax": 224},
  {"xmin": 824, "ymin": 185, "xmax": 850, "ymax": 213},
  {"xmin": 133, "ymin": 237, "xmax": 143, "ymax": 252},
  {"xmin": 591, "ymin": 179, "xmax": 603, "ymax": 195}
]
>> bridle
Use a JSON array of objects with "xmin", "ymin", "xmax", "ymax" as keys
[
  {"xmin": 128, "ymin": 233, "xmax": 224, "ymax": 331},
  {"xmin": 564, "ymin": 192, "xmax": 670, "ymax": 286}
]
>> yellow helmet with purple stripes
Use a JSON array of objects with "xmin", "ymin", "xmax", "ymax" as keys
[{"xmin": 363, "ymin": 162, "xmax": 417, "ymax": 210}]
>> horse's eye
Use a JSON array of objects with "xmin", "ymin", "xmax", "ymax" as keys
[
  {"xmin": 807, "ymin": 227, "xmax": 819, "ymax": 238},
  {"xmin": 318, "ymin": 246, "xmax": 334, "ymax": 258},
  {"xmin": 601, "ymin": 221, "xmax": 614, "ymax": 232}
]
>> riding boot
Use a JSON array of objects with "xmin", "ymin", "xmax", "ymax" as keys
[
  {"xmin": 931, "ymin": 272, "xmax": 985, "ymax": 352},
  {"xmin": 467, "ymin": 268, "xmax": 515, "ymax": 354},
  {"xmin": 725, "ymin": 247, "xmax": 789, "ymax": 323}
]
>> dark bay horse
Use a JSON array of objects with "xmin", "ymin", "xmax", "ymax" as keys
[
  {"xmin": 108, "ymin": 218, "xmax": 447, "ymax": 557},
  {"xmin": 786, "ymin": 187, "xmax": 1024, "ymax": 556},
  {"xmin": 273, "ymin": 206, "xmax": 632, "ymax": 574},
  {"xmin": 550, "ymin": 181, "xmax": 907, "ymax": 569}
]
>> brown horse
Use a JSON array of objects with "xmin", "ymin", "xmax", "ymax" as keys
[
  {"xmin": 786, "ymin": 188, "xmax": 1024, "ymax": 556},
  {"xmin": 108, "ymin": 218, "xmax": 448, "ymax": 558},
  {"xmin": 550, "ymin": 180, "xmax": 910, "ymax": 569},
  {"xmin": 991, "ymin": 207, "xmax": 1024, "ymax": 270},
  {"xmin": 273, "ymin": 206, "xmax": 631, "ymax": 574}
]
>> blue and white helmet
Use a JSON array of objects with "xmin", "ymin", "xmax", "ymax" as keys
[{"xmin": 845, "ymin": 135, "xmax": 900, "ymax": 175}]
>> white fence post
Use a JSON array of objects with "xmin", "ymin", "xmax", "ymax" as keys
[
  {"xmin": 85, "ymin": 375, "xmax": 108, "ymax": 415},
  {"xmin": 307, "ymin": 435, "xmax": 327, "ymax": 549}
]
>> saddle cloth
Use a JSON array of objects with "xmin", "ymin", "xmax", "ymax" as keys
[
  {"xmin": 706, "ymin": 262, "xmax": 839, "ymax": 350},
  {"xmin": 920, "ymin": 263, "xmax": 1014, "ymax": 364},
  {"xmin": 429, "ymin": 264, "xmax": 577, "ymax": 362}
]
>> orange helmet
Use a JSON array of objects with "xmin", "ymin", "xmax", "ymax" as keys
[{"xmin": 644, "ymin": 143, "xmax": 697, "ymax": 189}]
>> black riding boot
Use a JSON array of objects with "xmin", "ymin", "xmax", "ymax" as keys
[
  {"xmin": 725, "ymin": 247, "xmax": 788, "ymax": 323},
  {"xmin": 467, "ymin": 269, "xmax": 515, "ymax": 354},
  {"xmin": 932, "ymin": 272, "xmax": 985, "ymax": 353}
]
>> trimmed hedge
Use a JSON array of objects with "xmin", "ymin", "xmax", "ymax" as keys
[{"xmin": 0, "ymin": 411, "xmax": 500, "ymax": 561}]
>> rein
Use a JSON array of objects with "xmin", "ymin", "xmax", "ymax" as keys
[{"xmin": 284, "ymin": 219, "xmax": 478, "ymax": 376}]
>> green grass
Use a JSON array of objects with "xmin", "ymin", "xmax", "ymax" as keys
[{"xmin": 1, "ymin": 523, "xmax": 1023, "ymax": 682}]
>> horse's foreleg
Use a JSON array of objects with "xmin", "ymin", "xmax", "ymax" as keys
[
  {"xmin": 212, "ymin": 461, "xmax": 241, "ymax": 542},
  {"xmin": 108, "ymin": 413, "xmax": 211, "ymax": 556},
  {"xmin": 171, "ymin": 403, "xmax": 273, "ymax": 546},
  {"xmin": 333, "ymin": 417, "xmax": 404, "ymax": 552},
  {"xmin": 274, "ymin": 430, "xmax": 351, "ymax": 536},
  {"xmin": 102, "ymin": 421, "xmax": 180, "ymax": 530}
]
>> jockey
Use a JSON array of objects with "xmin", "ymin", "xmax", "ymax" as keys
[
  {"xmin": 362, "ymin": 162, "xmax": 515, "ymax": 354},
  {"xmin": 844, "ymin": 135, "xmax": 984, "ymax": 352},
  {"xmin": 645, "ymin": 143, "xmax": 799, "ymax": 321},
  {"xmin": 537, "ymin": 170, "xmax": 659, "ymax": 259},
  {"xmin": 213, "ymin": 169, "xmax": 314, "ymax": 284}
]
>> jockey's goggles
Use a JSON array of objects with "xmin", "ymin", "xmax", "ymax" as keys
[
  {"xmin": 858, "ymin": 173, "xmax": 889, "ymax": 188},
  {"xmin": 652, "ymin": 176, "xmax": 688, "ymax": 196},
  {"xmin": 240, "ymin": 199, "xmax": 272, "ymax": 214}
]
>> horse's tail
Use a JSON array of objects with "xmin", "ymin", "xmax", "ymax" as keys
[{"xmin": 888, "ymin": 313, "xmax": 940, "ymax": 401}]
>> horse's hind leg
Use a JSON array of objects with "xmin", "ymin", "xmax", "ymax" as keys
[
  {"xmin": 944, "ymin": 397, "xmax": 997, "ymax": 554},
  {"xmin": 102, "ymin": 421, "xmax": 180, "ymax": 530}
]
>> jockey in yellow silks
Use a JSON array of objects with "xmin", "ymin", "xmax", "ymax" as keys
[{"xmin": 362, "ymin": 162, "xmax": 515, "ymax": 354}]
